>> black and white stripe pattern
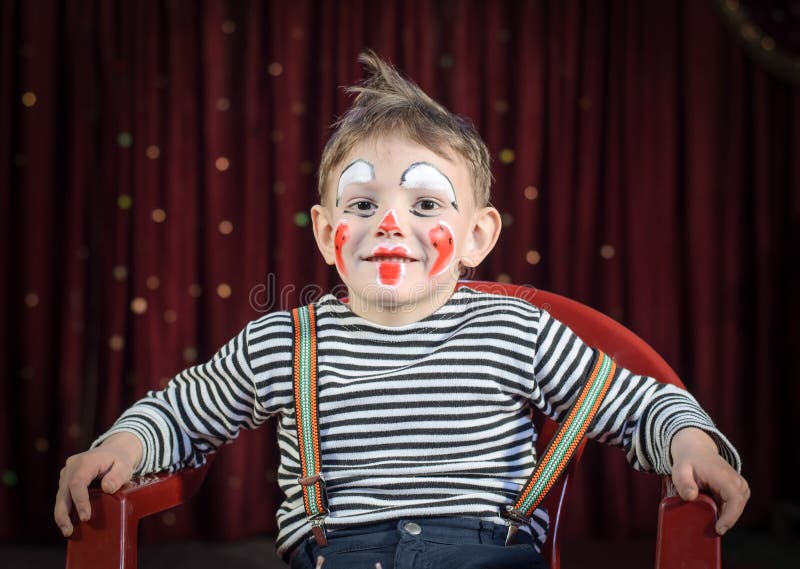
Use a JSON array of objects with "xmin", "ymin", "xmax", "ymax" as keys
[{"xmin": 93, "ymin": 287, "xmax": 740, "ymax": 558}]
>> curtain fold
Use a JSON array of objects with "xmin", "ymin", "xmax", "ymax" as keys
[{"xmin": 1, "ymin": 0, "xmax": 797, "ymax": 544}]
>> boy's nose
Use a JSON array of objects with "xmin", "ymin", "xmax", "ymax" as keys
[{"xmin": 376, "ymin": 209, "xmax": 404, "ymax": 237}]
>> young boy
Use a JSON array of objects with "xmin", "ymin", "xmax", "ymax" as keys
[{"xmin": 54, "ymin": 51, "xmax": 749, "ymax": 569}]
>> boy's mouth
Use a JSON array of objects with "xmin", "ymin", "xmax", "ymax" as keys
[
  {"xmin": 365, "ymin": 255, "xmax": 415, "ymax": 263},
  {"xmin": 364, "ymin": 246, "xmax": 417, "ymax": 263}
]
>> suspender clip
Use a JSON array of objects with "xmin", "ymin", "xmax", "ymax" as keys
[
  {"xmin": 309, "ymin": 514, "xmax": 328, "ymax": 547},
  {"xmin": 502, "ymin": 506, "xmax": 528, "ymax": 546}
]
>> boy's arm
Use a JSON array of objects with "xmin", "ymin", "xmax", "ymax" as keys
[
  {"xmin": 532, "ymin": 310, "xmax": 748, "ymax": 530},
  {"xmin": 90, "ymin": 322, "xmax": 268, "ymax": 475},
  {"xmin": 54, "ymin": 320, "xmax": 275, "ymax": 536}
]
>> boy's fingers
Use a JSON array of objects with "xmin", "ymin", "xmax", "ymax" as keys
[
  {"xmin": 715, "ymin": 475, "xmax": 750, "ymax": 535},
  {"xmin": 68, "ymin": 462, "xmax": 107, "ymax": 522},
  {"xmin": 53, "ymin": 484, "xmax": 75, "ymax": 536},
  {"xmin": 100, "ymin": 460, "xmax": 130, "ymax": 494},
  {"xmin": 671, "ymin": 463, "xmax": 699, "ymax": 501}
]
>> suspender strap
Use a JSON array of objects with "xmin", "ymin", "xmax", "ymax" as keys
[
  {"xmin": 292, "ymin": 305, "xmax": 329, "ymax": 547},
  {"xmin": 503, "ymin": 350, "xmax": 616, "ymax": 545}
]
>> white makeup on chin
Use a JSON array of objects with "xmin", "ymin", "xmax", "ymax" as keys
[
  {"xmin": 337, "ymin": 159, "xmax": 375, "ymax": 206},
  {"xmin": 400, "ymin": 162, "xmax": 458, "ymax": 211}
]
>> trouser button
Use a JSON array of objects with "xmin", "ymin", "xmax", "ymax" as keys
[{"xmin": 403, "ymin": 522, "xmax": 422, "ymax": 535}]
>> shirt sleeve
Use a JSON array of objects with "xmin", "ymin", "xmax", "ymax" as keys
[
  {"xmin": 531, "ymin": 309, "xmax": 741, "ymax": 475},
  {"xmin": 91, "ymin": 321, "xmax": 270, "ymax": 475}
]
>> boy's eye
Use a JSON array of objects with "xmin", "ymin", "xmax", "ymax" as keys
[
  {"xmin": 411, "ymin": 199, "xmax": 441, "ymax": 216},
  {"xmin": 345, "ymin": 200, "xmax": 377, "ymax": 216}
]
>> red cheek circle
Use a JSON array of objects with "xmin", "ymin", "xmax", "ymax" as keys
[
  {"xmin": 378, "ymin": 262, "xmax": 402, "ymax": 286},
  {"xmin": 334, "ymin": 222, "xmax": 350, "ymax": 276},
  {"xmin": 428, "ymin": 222, "xmax": 455, "ymax": 277}
]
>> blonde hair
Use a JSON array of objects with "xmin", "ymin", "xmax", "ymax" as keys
[{"xmin": 318, "ymin": 50, "xmax": 492, "ymax": 207}]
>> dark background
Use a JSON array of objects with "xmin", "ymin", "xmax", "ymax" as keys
[{"xmin": 1, "ymin": 0, "xmax": 798, "ymax": 566}]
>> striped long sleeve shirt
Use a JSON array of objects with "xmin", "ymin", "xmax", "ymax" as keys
[{"xmin": 92, "ymin": 287, "xmax": 740, "ymax": 558}]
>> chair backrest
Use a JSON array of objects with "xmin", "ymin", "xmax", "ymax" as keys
[{"xmin": 457, "ymin": 281, "xmax": 684, "ymax": 569}]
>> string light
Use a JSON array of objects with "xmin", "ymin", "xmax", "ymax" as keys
[
  {"xmin": 164, "ymin": 309, "xmax": 177, "ymax": 323},
  {"xmin": 526, "ymin": 250, "xmax": 541, "ymax": 265},
  {"xmin": 146, "ymin": 276, "xmax": 160, "ymax": 290},
  {"xmin": 268, "ymin": 62, "xmax": 283, "ymax": 76},
  {"xmin": 2, "ymin": 471, "xmax": 18, "ymax": 487},
  {"xmin": 131, "ymin": 297, "xmax": 148, "ymax": 314},
  {"xmin": 24, "ymin": 293, "xmax": 39, "ymax": 307},
  {"xmin": 600, "ymin": 244, "xmax": 615, "ymax": 259},
  {"xmin": 109, "ymin": 335, "xmax": 125, "ymax": 351},
  {"xmin": 217, "ymin": 97, "xmax": 231, "ymax": 111},
  {"xmin": 524, "ymin": 186, "xmax": 539, "ymax": 200},
  {"xmin": 494, "ymin": 99, "xmax": 509, "ymax": 114},
  {"xmin": 146, "ymin": 145, "xmax": 160, "ymax": 159},
  {"xmin": 113, "ymin": 265, "xmax": 128, "ymax": 281},
  {"xmin": 294, "ymin": 211, "xmax": 310, "ymax": 227},
  {"xmin": 217, "ymin": 283, "xmax": 232, "ymax": 298},
  {"xmin": 117, "ymin": 195, "xmax": 132, "ymax": 210},
  {"xmin": 221, "ymin": 20, "xmax": 236, "ymax": 34},
  {"xmin": 215, "ymin": 156, "xmax": 230, "ymax": 171},
  {"xmin": 218, "ymin": 220, "xmax": 234, "ymax": 234},
  {"xmin": 21, "ymin": 91, "xmax": 37, "ymax": 107},
  {"xmin": 117, "ymin": 132, "xmax": 133, "ymax": 148},
  {"xmin": 498, "ymin": 148, "xmax": 515, "ymax": 164},
  {"xmin": 183, "ymin": 346, "xmax": 198, "ymax": 362}
]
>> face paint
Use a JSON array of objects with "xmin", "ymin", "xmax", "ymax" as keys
[
  {"xmin": 333, "ymin": 220, "xmax": 350, "ymax": 276},
  {"xmin": 337, "ymin": 159, "xmax": 375, "ymax": 206},
  {"xmin": 400, "ymin": 162, "xmax": 459, "ymax": 211},
  {"xmin": 369, "ymin": 245, "xmax": 411, "ymax": 288},
  {"xmin": 378, "ymin": 209, "xmax": 401, "ymax": 234},
  {"xmin": 428, "ymin": 221, "xmax": 455, "ymax": 277}
]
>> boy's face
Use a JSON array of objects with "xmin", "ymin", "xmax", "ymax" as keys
[{"xmin": 311, "ymin": 135, "xmax": 501, "ymax": 324}]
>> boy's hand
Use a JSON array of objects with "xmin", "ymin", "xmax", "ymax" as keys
[
  {"xmin": 53, "ymin": 432, "xmax": 143, "ymax": 537},
  {"xmin": 670, "ymin": 427, "xmax": 750, "ymax": 536}
]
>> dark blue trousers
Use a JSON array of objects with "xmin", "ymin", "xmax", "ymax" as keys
[{"xmin": 290, "ymin": 517, "xmax": 548, "ymax": 569}]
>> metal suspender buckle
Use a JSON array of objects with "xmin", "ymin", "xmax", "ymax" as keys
[
  {"xmin": 298, "ymin": 473, "xmax": 329, "ymax": 546},
  {"xmin": 309, "ymin": 514, "xmax": 328, "ymax": 547},
  {"xmin": 502, "ymin": 507, "xmax": 528, "ymax": 546}
]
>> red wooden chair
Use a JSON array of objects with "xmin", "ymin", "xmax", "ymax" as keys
[{"xmin": 64, "ymin": 281, "xmax": 721, "ymax": 569}]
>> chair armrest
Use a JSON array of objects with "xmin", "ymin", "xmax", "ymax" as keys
[
  {"xmin": 64, "ymin": 455, "xmax": 214, "ymax": 569},
  {"xmin": 655, "ymin": 477, "xmax": 721, "ymax": 569}
]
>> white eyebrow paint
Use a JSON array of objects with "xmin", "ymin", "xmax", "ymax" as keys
[
  {"xmin": 400, "ymin": 162, "xmax": 458, "ymax": 210},
  {"xmin": 337, "ymin": 159, "xmax": 375, "ymax": 206}
]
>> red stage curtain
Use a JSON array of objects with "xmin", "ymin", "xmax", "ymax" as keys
[{"xmin": 1, "ymin": 0, "xmax": 797, "ymax": 545}]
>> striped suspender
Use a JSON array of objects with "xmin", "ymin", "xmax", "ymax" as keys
[
  {"xmin": 503, "ymin": 350, "xmax": 616, "ymax": 545},
  {"xmin": 292, "ymin": 305, "xmax": 329, "ymax": 547},
  {"xmin": 292, "ymin": 303, "xmax": 615, "ymax": 548}
]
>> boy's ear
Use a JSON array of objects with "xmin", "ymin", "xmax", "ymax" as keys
[
  {"xmin": 311, "ymin": 205, "xmax": 336, "ymax": 266},
  {"xmin": 461, "ymin": 206, "xmax": 502, "ymax": 268}
]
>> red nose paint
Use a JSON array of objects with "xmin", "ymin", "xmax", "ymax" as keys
[
  {"xmin": 334, "ymin": 222, "xmax": 350, "ymax": 276},
  {"xmin": 378, "ymin": 209, "xmax": 401, "ymax": 233},
  {"xmin": 378, "ymin": 262, "xmax": 403, "ymax": 286},
  {"xmin": 428, "ymin": 222, "xmax": 454, "ymax": 277}
]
